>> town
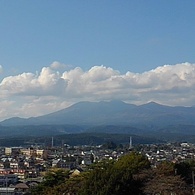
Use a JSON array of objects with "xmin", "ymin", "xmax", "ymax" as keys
[{"xmin": 0, "ymin": 139, "xmax": 194, "ymax": 194}]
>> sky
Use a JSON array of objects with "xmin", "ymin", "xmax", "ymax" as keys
[{"xmin": 0, "ymin": 0, "xmax": 195, "ymax": 121}]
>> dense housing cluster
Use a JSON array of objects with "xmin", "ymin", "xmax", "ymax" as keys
[{"xmin": 0, "ymin": 142, "xmax": 194, "ymax": 194}]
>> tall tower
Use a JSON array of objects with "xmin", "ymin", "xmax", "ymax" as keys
[
  {"xmin": 129, "ymin": 136, "xmax": 132, "ymax": 149},
  {"xmin": 52, "ymin": 137, "xmax": 54, "ymax": 148}
]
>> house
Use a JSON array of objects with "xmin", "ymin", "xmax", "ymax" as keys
[
  {"xmin": 70, "ymin": 168, "xmax": 83, "ymax": 177},
  {"xmin": 81, "ymin": 158, "xmax": 92, "ymax": 165},
  {"xmin": 11, "ymin": 170, "xmax": 26, "ymax": 180},
  {"xmin": 9, "ymin": 162, "xmax": 19, "ymax": 170},
  {"xmin": 0, "ymin": 174, "xmax": 18, "ymax": 187},
  {"xmin": 35, "ymin": 149, "xmax": 48, "ymax": 159},
  {"xmin": 14, "ymin": 183, "xmax": 29, "ymax": 194},
  {"xmin": 4, "ymin": 148, "xmax": 12, "ymax": 156},
  {"xmin": 52, "ymin": 159, "xmax": 60, "ymax": 167},
  {"xmin": 20, "ymin": 148, "xmax": 35, "ymax": 158},
  {"xmin": 0, "ymin": 187, "xmax": 15, "ymax": 195}
]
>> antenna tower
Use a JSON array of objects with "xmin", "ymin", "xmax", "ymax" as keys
[{"xmin": 129, "ymin": 136, "xmax": 132, "ymax": 149}]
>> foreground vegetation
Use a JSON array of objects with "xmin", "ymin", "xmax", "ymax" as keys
[{"xmin": 31, "ymin": 152, "xmax": 193, "ymax": 195}]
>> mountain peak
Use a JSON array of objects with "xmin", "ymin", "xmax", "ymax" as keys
[
  {"xmin": 1, "ymin": 100, "xmax": 195, "ymax": 127},
  {"xmin": 139, "ymin": 101, "xmax": 171, "ymax": 112},
  {"xmin": 146, "ymin": 101, "xmax": 160, "ymax": 105},
  {"xmin": 141, "ymin": 101, "xmax": 167, "ymax": 107}
]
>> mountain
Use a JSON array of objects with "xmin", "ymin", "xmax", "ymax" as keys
[
  {"xmin": 0, "ymin": 124, "xmax": 84, "ymax": 137},
  {"xmin": 1, "ymin": 100, "xmax": 195, "ymax": 129}
]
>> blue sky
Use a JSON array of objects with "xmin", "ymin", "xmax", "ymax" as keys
[
  {"xmin": 1, "ymin": 0, "xmax": 195, "ymax": 75},
  {"xmin": 0, "ymin": 0, "xmax": 195, "ymax": 120}
]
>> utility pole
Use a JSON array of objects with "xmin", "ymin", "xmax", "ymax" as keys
[{"xmin": 51, "ymin": 137, "xmax": 54, "ymax": 148}]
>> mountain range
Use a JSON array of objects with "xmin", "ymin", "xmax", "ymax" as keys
[
  {"xmin": 1, "ymin": 100, "xmax": 195, "ymax": 127},
  {"xmin": 1, "ymin": 100, "xmax": 195, "ymax": 141}
]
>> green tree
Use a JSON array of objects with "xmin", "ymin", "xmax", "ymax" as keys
[
  {"xmin": 43, "ymin": 168, "xmax": 69, "ymax": 186},
  {"xmin": 114, "ymin": 152, "xmax": 150, "ymax": 174},
  {"xmin": 80, "ymin": 152, "xmax": 150, "ymax": 195},
  {"xmin": 175, "ymin": 160, "xmax": 195, "ymax": 185},
  {"xmin": 31, "ymin": 168, "xmax": 69, "ymax": 195},
  {"xmin": 102, "ymin": 141, "xmax": 117, "ymax": 149}
]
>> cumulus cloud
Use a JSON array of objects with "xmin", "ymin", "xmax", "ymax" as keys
[
  {"xmin": 50, "ymin": 61, "xmax": 72, "ymax": 70},
  {"xmin": 0, "ymin": 62, "xmax": 195, "ymax": 120},
  {"xmin": 0, "ymin": 67, "xmax": 68, "ymax": 96},
  {"xmin": 0, "ymin": 100, "xmax": 14, "ymax": 119}
]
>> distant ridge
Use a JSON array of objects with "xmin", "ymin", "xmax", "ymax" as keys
[{"xmin": 1, "ymin": 100, "xmax": 195, "ymax": 129}]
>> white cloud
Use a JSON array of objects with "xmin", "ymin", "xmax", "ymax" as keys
[
  {"xmin": 0, "ymin": 100, "xmax": 14, "ymax": 119},
  {"xmin": 50, "ymin": 61, "xmax": 72, "ymax": 70},
  {"xmin": 0, "ymin": 62, "xmax": 195, "ymax": 120},
  {"xmin": 0, "ymin": 67, "xmax": 68, "ymax": 96}
]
